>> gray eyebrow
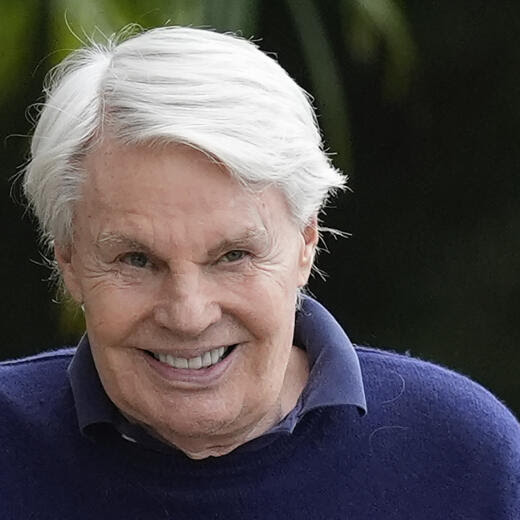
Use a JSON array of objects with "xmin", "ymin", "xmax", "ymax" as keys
[
  {"xmin": 206, "ymin": 228, "xmax": 269, "ymax": 257},
  {"xmin": 96, "ymin": 232, "xmax": 150, "ymax": 251},
  {"xmin": 95, "ymin": 227, "xmax": 270, "ymax": 258}
]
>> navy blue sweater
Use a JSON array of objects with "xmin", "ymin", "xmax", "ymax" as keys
[{"xmin": 1, "ymin": 345, "xmax": 519, "ymax": 519}]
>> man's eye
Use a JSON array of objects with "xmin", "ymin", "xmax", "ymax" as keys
[
  {"xmin": 120, "ymin": 252, "xmax": 150, "ymax": 269},
  {"xmin": 220, "ymin": 250, "xmax": 248, "ymax": 263}
]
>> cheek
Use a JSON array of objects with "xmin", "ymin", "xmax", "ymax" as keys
[
  {"xmin": 84, "ymin": 283, "xmax": 155, "ymax": 345},
  {"xmin": 239, "ymin": 292, "xmax": 296, "ymax": 371},
  {"xmin": 234, "ymin": 263, "xmax": 299, "ymax": 334}
]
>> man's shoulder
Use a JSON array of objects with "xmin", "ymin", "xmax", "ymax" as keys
[
  {"xmin": 1, "ymin": 347, "xmax": 75, "ymax": 362},
  {"xmin": 0, "ymin": 347, "xmax": 75, "ymax": 402},
  {"xmin": 354, "ymin": 345, "xmax": 520, "ymax": 472},
  {"xmin": 0, "ymin": 347, "xmax": 75, "ymax": 373},
  {"xmin": 0, "ymin": 348, "xmax": 78, "ymax": 447},
  {"xmin": 355, "ymin": 345, "xmax": 519, "ymax": 424}
]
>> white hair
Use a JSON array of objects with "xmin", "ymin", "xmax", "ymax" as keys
[{"xmin": 23, "ymin": 26, "xmax": 346, "ymax": 250}]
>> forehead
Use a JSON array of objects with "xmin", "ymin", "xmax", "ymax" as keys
[{"xmin": 78, "ymin": 140, "xmax": 293, "ymax": 247}]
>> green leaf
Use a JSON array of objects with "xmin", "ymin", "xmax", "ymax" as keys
[
  {"xmin": 344, "ymin": 0, "xmax": 416, "ymax": 99},
  {"xmin": 0, "ymin": 1, "xmax": 41, "ymax": 103},
  {"xmin": 286, "ymin": 0, "xmax": 352, "ymax": 171},
  {"xmin": 201, "ymin": 0, "xmax": 259, "ymax": 36}
]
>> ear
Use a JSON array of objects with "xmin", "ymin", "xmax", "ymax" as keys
[
  {"xmin": 54, "ymin": 243, "xmax": 83, "ymax": 304},
  {"xmin": 297, "ymin": 215, "xmax": 319, "ymax": 287}
]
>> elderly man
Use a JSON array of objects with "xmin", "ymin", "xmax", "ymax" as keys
[{"xmin": 1, "ymin": 26, "xmax": 519, "ymax": 519}]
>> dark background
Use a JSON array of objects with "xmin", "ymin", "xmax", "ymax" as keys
[{"xmin": 1, "ymin": 1, "xmax": 519, "ymax": 415}]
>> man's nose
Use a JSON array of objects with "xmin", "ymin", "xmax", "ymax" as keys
[{"xmin": 152, "ymin": 270, "xmax": 221, "ymax": 337}]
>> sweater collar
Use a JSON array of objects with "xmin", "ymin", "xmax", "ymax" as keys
[{"xmin": 68, "ymin": 297, "xmax": 366, "ymax": 445}]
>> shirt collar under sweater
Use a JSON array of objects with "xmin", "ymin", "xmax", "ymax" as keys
[{"xmin": 68, "ymin": 296, "xmax": 367, "ymax": 454}]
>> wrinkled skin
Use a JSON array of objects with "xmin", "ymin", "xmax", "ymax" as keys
[{"xmin": 56, "ymin": 140, "xmax": 317, "ymax": 458}]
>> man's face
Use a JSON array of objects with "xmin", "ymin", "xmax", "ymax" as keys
[{"xmin": 57, "ymin": 140, "xmax": 316, "ymax": 457}]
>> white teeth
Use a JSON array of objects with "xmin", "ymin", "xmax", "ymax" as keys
[
  {"xmin": 168, "ymin": 354, "xmax": 187, "ymax": 369},
  {"xmin": 188, "ymin": 356, "xmax": 202, "ymax": 369},
  {"xmin": 176, "ymin": 357, "xmax": 188, "ymax": 369},
  {"xmin": 201, "ymin": 351, "xmax": 212, "ymax": 368},
  {"xmin": 152, "ymin": 345, "xmax": 232, "ymax": 370}
]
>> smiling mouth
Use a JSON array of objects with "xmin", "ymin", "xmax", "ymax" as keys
[{"xmin": 144, "ymin": 345, "xmax": 237, "ymax": 370}]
